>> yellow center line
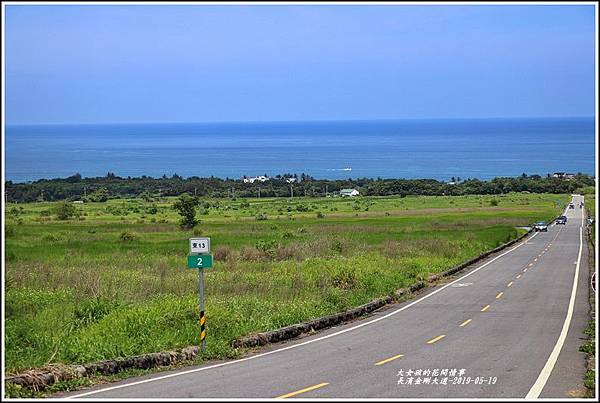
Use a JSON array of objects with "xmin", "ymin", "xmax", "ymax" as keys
[
  {"xmin": 481, "ymin": 304, "xmax": 490, "ymax": 312},
  {"xmin": 374, "ymin": 354, "xmax": 404, "ymax": 366},
  {"xmin": 516, "ymin": 274, "xmax": 522, "ymax": 279},
  {"xmin": 496, "ymin": 292, "xmax": 504, "ymax": 299},
  {"xmin": 459, "ymin": 319, "xmax": 472, "ymax": 327},
  {"xmin": 507, "ymin": 282, "xmax": 513, "ymax": 288},
  {"xmin": 277, "ymin": 383, "xmax": 330, "ymax": 399},
  {"xmin": 427, "ymin": 334, "xmax": 446, "ymax": 344}
]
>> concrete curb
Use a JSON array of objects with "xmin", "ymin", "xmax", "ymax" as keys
[
  {"xmin": 584, "ymin": 206, "xmax": 595, "ymax": 395},
  {"xmin": 5, "ymin": 346, "xmax": 200, "ymax": 392},
  {"xmin": 6, "ymin": 225, "xmax": 540, "ymax": 392}
]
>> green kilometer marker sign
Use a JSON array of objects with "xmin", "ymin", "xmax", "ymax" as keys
[{"xmin": 187, "ymin": 254, "xmax": 213, "ymax": 269}]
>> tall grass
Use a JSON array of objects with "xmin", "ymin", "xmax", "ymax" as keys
[{"xmin": 4, "ymin": 193, "xmax": 567, "ymax": 373}]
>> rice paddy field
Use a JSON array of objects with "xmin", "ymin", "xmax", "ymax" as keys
[{"xmin": 4, "ymin": 192, "xmax": 569, "ymax": 374}]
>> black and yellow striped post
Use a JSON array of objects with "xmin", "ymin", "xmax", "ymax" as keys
[
  {"xmin": 198, "ymin": 268, "xmax": 206, "ymax": 352},
  {"xmin": 199, "ymin": 309, "xmax": 206, "ymax": 350}
]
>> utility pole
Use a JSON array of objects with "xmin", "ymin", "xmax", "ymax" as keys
[
  {"xmin": 325, "ymin": 185, "xmax": 328, "ymax": 197},
  {"xmin": 290, "ymin": 184, "xmax": 294, "ymax": 198},
  {"xmin": 194, "ymin": 187, "xmax": 197, "ymax": 197}
]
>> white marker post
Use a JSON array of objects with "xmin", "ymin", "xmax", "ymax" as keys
[{"xmin": 187, "ymin": 237, "xmax": 212, "ymax": 352}]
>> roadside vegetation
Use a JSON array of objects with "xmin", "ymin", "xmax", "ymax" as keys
[
  {"xmin": 5, "ymin": 193, "xmax": 568, "ymax": 377},
  {"xmin": 581, "ymin": 186, "xmax": 596, "ymax": 397}
]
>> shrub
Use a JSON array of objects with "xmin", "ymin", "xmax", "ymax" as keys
[
  {"xmin": 54, "ymin": 201, "xmax": 77, "ymax": 220},
  {"xmin": 8, "ymin": 206, "xmax": 24, "ymax": 218},
  {"xmin": 140, "ymin": 190, "xmax": 154, "ymax": 202},
  {"xmin": 275, "ymin": 243, "xmax": 302, "ymax": 261},
  {"xmin": 255, "ymin": 213, "xmax": 268, "ymax": 221},
  {"xmin": 213, "ymin": 246, "xmax": 233, "ymax": 262},
  {"xmin": 490, "ymin": 199, "xmax": 499, "ymax": 206},
  {"xmin": 316, "ymin": 212, "xmax": 325, "ymax": 219},
  {"xmin": 119, "ymin": 231, "xmax": 137, "ymax": 242},
  {"xmin": 39, "ymin": 209, "xmax": 51, "ymax": 217},
  {"xmin": 71, "ymin": 297, "xmax": 119, "ymax": 328},
  {"xmin": 255, "ymin": 239, "xmax": 280, "ymax": 259},
  {"xmin": 331, "ymin": 271, "xmax": 357, "ymax": 290},
  {"xmin": 42, "ymin": 233, "xmax": 62, "ymax": 242},
  {"xmin": 281, "ymin": 231, "xmax": 295, "ymax": 239},
  {"xmin": 85, "ymin": 187, "xmax": 109, "ymax": 202},
  {"xmin": 331, "ymin": 239, "xmax": 344, "ymax": 253},
  {"xmin": 240, "ymin": 245, "xmax": 263, "ymax": 261}
]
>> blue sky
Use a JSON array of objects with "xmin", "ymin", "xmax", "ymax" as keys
[{"xmin": 4, "ymin": 4, "xmax": 596, "ymax": 125}]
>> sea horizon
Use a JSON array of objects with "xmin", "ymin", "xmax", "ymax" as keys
[
  {"xmin": 5, "ymin": 116, "xmax": 596, "ymax": 184},
  {"xmin": 5, "ymin": 115, "xmax": 596, "ymax": 129}
]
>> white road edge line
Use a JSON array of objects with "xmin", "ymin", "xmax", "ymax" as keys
[
  {"xmin": 68, "ymin": 231, "xmax": 540, "ymax": 398},
  {"xmin": 526, "ymin": 197, "xmax": 584, "ymax": 399}
]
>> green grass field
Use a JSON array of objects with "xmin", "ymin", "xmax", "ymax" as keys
[{"xmin": 4, "ymin": 193, "xmax": 569, "ymax": 374}]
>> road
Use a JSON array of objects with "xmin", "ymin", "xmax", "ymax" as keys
[{"xmin": 64, "ymin": 195, "xmax": 591, "ymax": 399}]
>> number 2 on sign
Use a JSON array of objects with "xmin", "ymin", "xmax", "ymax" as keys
[{"xmin": 197, "ymin": 257, "xmax": 203, "ymax": 267}]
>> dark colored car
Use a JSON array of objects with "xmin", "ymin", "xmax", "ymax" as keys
[{"xmin": 555, "ymin": 216, "xmax": 567, "ymax": 225}]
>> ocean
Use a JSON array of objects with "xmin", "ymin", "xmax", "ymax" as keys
[{"xmin": 4, "ymin": 118, "xmax": 596, "ymax": 183}]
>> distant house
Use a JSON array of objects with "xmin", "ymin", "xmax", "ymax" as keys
[
  {"xmin": 552, "ymin": 172, "xmax": 576, "ymax": 180},
  {"xmin": 73, "ymin": 200, "xmax": 84, "ymax": 204},
  {"xmin": 340, "ymin": 188, "xmax": 360, "ymax": 197},
  {"xmin": 243, "ymin": 175, "xmax": 270, "ymax": 184},
  {"xmin": 286, "ymin": 177, "xmax": 297, "ymax": 183}
]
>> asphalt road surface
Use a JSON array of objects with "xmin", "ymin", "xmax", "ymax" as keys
[{"xmin": 64, "ymin": 195, "xmax": 591, "ymax": 399}]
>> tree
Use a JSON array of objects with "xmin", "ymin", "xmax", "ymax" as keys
[
  {"xmin": 172, "ymin": 194, "xmax": 199, "ymax": 229},
  {"xmin": 66, "ymin": 173, "xmax": 82, "ymax": 183},
  {"xmin": 86, "ymin": 187, "xmax": 109, "ymax": 202},
  {"xmin": 54, "ymin": 201, "xmax": 77, "ymax": 220},
  {"xmin": 140, "ymin": 190, "xmax": 154, "ymax": 202}
]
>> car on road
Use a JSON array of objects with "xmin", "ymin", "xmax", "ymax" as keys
[
  {"xmin": 555, "ymin": 216, "xmax": 567, "ymax": 225},
  {"xmin": 569, "ymin": 203, "xmax": 575, "ymax": 209},
  {"xmin": 533, "ymin": 221, "xmax": 548, "ymax": 232}
]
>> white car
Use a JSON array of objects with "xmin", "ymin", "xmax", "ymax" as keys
[{"xmin": 533, "ymin": 221, "xmax": 548, "ymax": 232}]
